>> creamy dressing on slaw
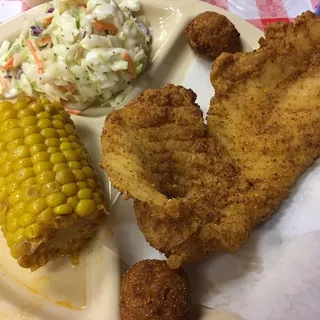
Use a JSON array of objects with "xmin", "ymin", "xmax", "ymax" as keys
[{"xmin": 0, "ymin": 0, "xmax": 151, "ymax": 110}]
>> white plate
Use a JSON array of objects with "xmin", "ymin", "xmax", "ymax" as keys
[{"xmin": 0, "ymin": 1, "xmax": 263, "ymax": 319}]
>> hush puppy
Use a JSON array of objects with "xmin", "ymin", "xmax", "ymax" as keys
[
  {"xmin": 185, "ymin": 11, "xmax": 241, "ymax": 61},
  {"xmin": 120, "ymin": 260, "xmax": 190, "ymax": 320}
]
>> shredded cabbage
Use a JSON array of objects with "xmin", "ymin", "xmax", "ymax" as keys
[{"xmin": 0, "ymin": 0, "xmax": 151, "ymax": 110}]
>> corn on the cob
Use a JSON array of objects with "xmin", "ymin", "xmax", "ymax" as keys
[{"xmin": 0, "ymin": 97, "xmax": 108, "ymax": 270}]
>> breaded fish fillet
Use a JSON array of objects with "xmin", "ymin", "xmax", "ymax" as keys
[{"xmin": 101, "ymin": 12, "xmax": 320, "ymax": 268}]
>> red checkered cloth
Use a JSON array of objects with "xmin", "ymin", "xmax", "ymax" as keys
[
  {"xmin": 203, "ymin": 0, "xmax": 318, "ymax": 30},
  {"xmin": 0, "ymin": 0, "xmax": 317, "ymax": 29}
]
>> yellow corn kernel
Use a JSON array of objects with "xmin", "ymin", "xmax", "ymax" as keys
[
  {"xmin": 11, "ymin": 242, "xmax": 27, "ymax": 259},
  {"xmin": 13, "ymin": 227, "xmax": 26, "ymax": 244},
  {"xmin": 24, "ymin": 133, "xmax": 45, "ymax": 146},
  {"xmin": 52, "ymin": 119, "xmax": 64, "ymax": 129},
  {"xmin": 6, "ymin": 209, "xmax": 14, "ymax": 220},
  {"xmin": 52, "ymin": 114, "xmax": 63, "ymax": 121},
  {"xmin": 0, "ymin": 109, "xmax": 17, "ymax": 122},
  {"xmin": 77, "ymin": 181, "xmax": 87, "ymax": 189},
  {"xmin": 9, "ymin": 145, "xmax": 29, "ymax": 161},
  {"xmin": 41, "ymin": 181, "xmax": 61, "ymax": 196},
  {"xmin": 13, "ymin": 158, "xmax": 33, "ymax": 171},
  {"xmin": 71, "ymin": 142, "xmax": 81, "ymax": 150},
  {"xmin": 67, "ymin": 196, "xmax": 79, "ymax": 210},
  {"xmin": 0, "ymin": 202, "xmax": 7, "ymax": 217},
  {"xmin": 14, "ymin": 167, "xmax": 35, "ymax": 183},
  {"xmin": 54, "ymin": 203, "xmax": 73, "ymax": 215},
  {"xmin": 45, "ymin": 137, "xmax": 60, "ymax": 147},
  {"xmin": 6, "ymin": 232, "xmax": 14, "ymax": 247},
  {"xmin": 31, "ymin": 151, "xmax": 50, "ymax": 164},
  {"xmin": 0, "ymin": 162, "xmax": 13, "ymax": 177},
  {"xmin": 0, "ymin": 142, "xmax": 5, "ymax": 152},
  {"xmin": 83, "ymin": 166, "xmax": 95, "ymax": 178},
  {"xmin": 53, "ymin": 163, "xmax": 69, "ymax": 172},
  {"xmin": 7, "ymin": 180, "xmax": 19, "ymax": 194},
  {"xmin": 45, "ymin": 192, "xmax": 67, "ymax": 207},
  {"xmin": 22, "ymin": 185, "xmax": 41, "ymax": 203},
  {"xmin": 60, "ymin": 137, "xmax": 69, "ymax": 143},
  {"xmin": 87, "ymin": 179, "xmax": 97, "ymax": 190},
  {"xmin": 9, "ymin": 189, "xmax": 23, "ymax": 206},
  {"xmin": 0, "ymin": 101, "xmax": 13, "ymax": 111},
  {"xmin": 13, "ymin": 99, "xmax": 30, "ymax": 110},
  {"xmin": 33, "ymin": 162, "xmax": 53, "ymax": 175},
  {"xmin": 93, "ymin": 192, "xmax": 103, "ymax": 205},
  {"xmin": 18, "ymin": 115, "xmax": 37, "ymax": 126},
  {"xmin": 45, "ymin": 104, "xmax": 57, "ymax": 116},
  {"xmin": 6, "ymin": 139, "xmax": 24, "ymax": 152},
  {"xmin": 41, "ymin": 128, "xmax": 59, "ymax": 139},
  {"xmin": 67, "ymin": 161, "xmax": 81, "ymax": 170},
  {"xmin": 2, "ymin": 119, "xmax": 19, "ymax": 131},
  {"xmin": 77, "ymin": 188, "xmax": 93, "ymax": 200},
  {"xmin": 7, "ymin": 217, "xmax": 19, "ymax": 233},
  {"xmin": 1, "ymin": 225, "xmax": 7, "ymax": 234},
  {"xmin": 25, "ymin": 223, "xmax": 41, "ymax": 239},
  {"xmin": 40, "ymin": 98, "xmax": 51, "ymax": 105},
  {"xmin": 19, "ymin": 213, "xmax": 36, "ymax": 227},
  {"xmin": 29, "ymin": 143, "xmax": 47, "ymax": 155},
  {"xmin": 65, "ymin": 124, "xmax": 75, "ymax": 135},
  {"xmin": 59, "ymin": 110, "xmax": 70, "ymax": 121},
  {"xmin": 36, "ymin": 207, "xmax": 54, "ymax": 224},
  {"xmin": 36, "ymin": 171, "xmax": 56, "ymax": 185},
  {"xmin": 37, "ymin": 119, "xmax": 53, "ymax": 129},
  {"xmin": 50, "ymin": 153, "xmax": 66, "ymax": 164},
  {"xmin": 81, "ymin": 160, "xmax": 89, "ymax": 167},
  {"xmin": 62, "ymin": 183, "xmax": 78, "ymax": 196},
  {"xmin": 56, "ymin": 169, "xmax": 75, "ymax": 184},
  {"xmin": 12, "ymin": 202, "xmax": 27, "ymax": 217},
  {"xmin": 75, "ymin": 199, "xmax": 97, "ymax": 216},
  {"xmin": 37, "ymin": 111, "xmax": 51, "ymax": 119},
  {"xmin": 63, "ymin": 150, "xmax": 79, "ymax": 161},
  {"xmin": 68, "ymin": 135, "xmax": 77, "ymax": 143},
  {"xmin": 57, "ymin": 129, "xmax": 68, "ymax": 137},
  {"xmin": 76, "ymin": 149, "xmax": 87, "ymax": 159},
  {"xmin": 73, "ymin": 170, "xmax": 86, "ymax": 181},
  {"xmin": 21, "ymin": 177, "xmax": 37, "ymax": 189},
  {"xmin": 48, "ymin": 147, "xmax": 60, "ymax": 154},
  {"xmin": 29, "ymin": 102, "xmax": 44, "ymax": 113},
  {"xmin": 2, "ymin": 128, "xmax": 23, "ymax": 143},
  {"xmin": 0, "ymin": 151, "xmax": 7, "ymax": 166},
  {"xmin": 27, "ymin": 198, "xmax": 47, "ymax": 215},
  {"xmin": 23, "ymin": 125, "xmax": 40, "ymax": 136},
  {"xmin": 60, "ymin": 142, "xmax": 72, "ymax": 151},
  {"xmin": 51, "ymin": 101, "xmax": 62, "ymax": 110}
]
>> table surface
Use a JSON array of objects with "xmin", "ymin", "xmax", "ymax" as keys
[{"xmin": 0, "ymin": 0, "xmax": 318, "ymax": 29}]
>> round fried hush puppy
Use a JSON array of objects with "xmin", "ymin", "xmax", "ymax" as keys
[
  {"xmin": 185, "ymin": 11, "xmax": 241, "ymax": 61},
  {"xmin": 120, "ymin": 260, "xmax": 190, "ymax": 320}
]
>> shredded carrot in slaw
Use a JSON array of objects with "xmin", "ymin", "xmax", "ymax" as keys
[
  {"xmin": 122, "ymin": 52, "xmax": 137, "ymax": 79},
  {"xmin": 26, "ymin": 40, "xmax": 44, "ymax": 74},
  {"xmin": 36, "ymin": 36, "xmax": 52, "ymax": 47},
  {"xmin": 43, "ymin": 16, "xmax": 54, "ymax": 26},
  {"xmin": 0, "ymin": 78, "xmax": 7, "ymax": 90},
  {"xmin": 65, "ymin": 107, "xmax": 81, "ymax": 115},
  {"xmin": 93, "ymin": 19, "xmax": 118, "ymax": 33},
  {"xmin": 0, "ymin": 56, "xmax": 14, "ymax": 71}
]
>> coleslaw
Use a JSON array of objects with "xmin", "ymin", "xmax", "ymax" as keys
[{"xmin": 0, "ymin": 0, "xmax": 151, "ymax": 110}]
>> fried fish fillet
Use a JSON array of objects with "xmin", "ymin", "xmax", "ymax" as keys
[{"xmin": 101, "ymin": 12, "xmax": 320, "ymax": 268}]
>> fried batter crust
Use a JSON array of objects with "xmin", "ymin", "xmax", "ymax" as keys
[
  {"xmin": 120, "ymin": 260, "xmax": 190, "ymax": 320},
  {"xmin": 101, "ymin": 12, "xmax": 320, "ymax": 268},
  {"xmin": 185, "ymin": 11, "xmax": 241, "ymax": 61}
]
